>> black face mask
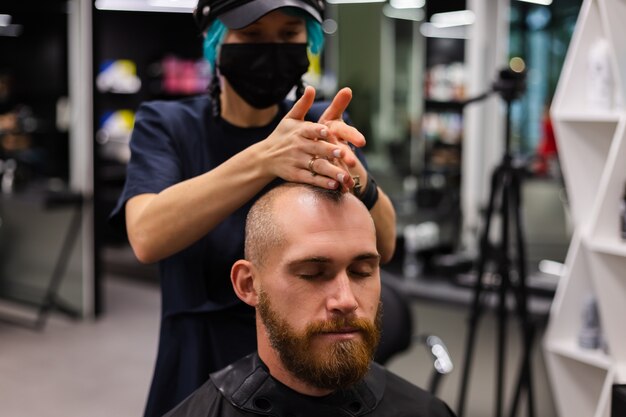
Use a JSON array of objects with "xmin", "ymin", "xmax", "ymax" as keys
[{"xmin": 218, "ymin": 43, "xmax": 310, "ymax": 109}]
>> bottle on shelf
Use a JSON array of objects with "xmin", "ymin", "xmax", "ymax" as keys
[
  {"xmin": 586, "ymin": 38, "xmax": 614, "ymax": 111},
  {"xmin": 578, "ymin": 294, "xmax": 602, "ymax": 350}
]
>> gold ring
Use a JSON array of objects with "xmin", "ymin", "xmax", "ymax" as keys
[{"xmin": 308, "ymin": 156, "xmax": 319, "ymax": 176}]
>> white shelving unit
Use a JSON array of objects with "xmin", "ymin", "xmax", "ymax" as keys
[{"xmin": 544, "ymin": 0, "xmax": 626, "ymax": 416}]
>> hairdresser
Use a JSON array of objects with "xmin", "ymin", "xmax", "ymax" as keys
[{"xmin": 110, "ymin": 1, "xmax": 397, "ymax": 416}]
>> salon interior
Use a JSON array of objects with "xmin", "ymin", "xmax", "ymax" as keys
[{"xmin": 1, "ymin": 0, "xmax": 625, "ymax": 416}]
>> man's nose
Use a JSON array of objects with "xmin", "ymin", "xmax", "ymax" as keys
[{"xmin": 326, "ymin": 272, "xmax": 358, "ymax": 315}]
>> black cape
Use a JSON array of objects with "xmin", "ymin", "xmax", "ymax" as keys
[{"xmin": 164, "ymin": 353, "xmax": 457, "ymax": 417}]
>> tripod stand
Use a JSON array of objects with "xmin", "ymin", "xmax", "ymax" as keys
[{"xmin": 456, "ymin": 68, "xmax": 536, "ymax": 417}]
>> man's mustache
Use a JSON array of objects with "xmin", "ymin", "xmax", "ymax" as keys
[{"xmin": 305, "ymin": 317, "xmax": 375, "ymax": 336}]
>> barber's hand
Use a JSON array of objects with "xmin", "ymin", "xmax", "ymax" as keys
[
  {"xmin": 260, "ymin": 86, "xmax": 354, "ymax": 190},
  {"xmin": 318, "ymin": 87, "xmax": 368, "ymax": 193}
]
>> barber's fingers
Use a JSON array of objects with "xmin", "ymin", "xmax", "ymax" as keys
[
  {"xmin": 318, "ymin": 87, "xmax": 352, "ymax": 124},
  {"xmin": 300, "ymin": 156, "xmax": 352, "ymax": 191},
  {"xmin": 278, "ymin": 117, "xmax": 363, "ymax": 165},
  {"xmin": 297, "ymin": 134, "xmax": 358, "ymax": 168},
  {"xmin": 324, "ymin": 119, "xmax": 366, "ymax": 148},
  {"xmin": 285, "ymin": 85, "xmax": 316, "ymax": 121},
  {"xmin": 294, "ymin": 120, "xmax": 329, "ymax": 141},
  {"xmin": 299, "ymin": 140, "xmax": 357, "ymax": 190},
  {"xmin": 275, "ymin": 119, "xmax": 357, "ymax": 165}
]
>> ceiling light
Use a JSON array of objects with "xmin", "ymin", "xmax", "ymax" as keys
[
  {"xmin": 95, "ymin": 0, "xmax": 195, "ymax": 12},
  {"xmin": 383, "ymin": 4, "xmax": 424, "ymax": 21},
  {"xmin": 517, "ymin": 0, "xmax": 553, "ymax": 5},
  {"xmin": 430, "ymin": 10, "xmax": 475, "ymax": 28},
  {"xmin": 0, "ymin": 14, "xmax": 11, "ymax": 27},
  {"xmin": 390, "ymin": 0, "xmax": 425, "ymax": 9},
  {"xmin": 326, "ymin": 0, "xmax": 386, "ymax": 4},
  {"xmin": 420, "ymin": 22, "xmax": 468, "ymax": 39},
  {"xmin": 147, "ymin": 0, "xmax": 197, "ymax": 7}
]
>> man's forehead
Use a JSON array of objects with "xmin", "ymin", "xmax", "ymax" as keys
[
  {"xmin": 276, "ymin": 189, "xmax": 368, "ymax": 218},
  {"xmin": 279, "ymin": 202, "xmax": 373, "ymax": 235}
]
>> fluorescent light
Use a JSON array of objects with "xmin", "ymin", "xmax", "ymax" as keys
[
  {"xmin": 0, "ymin": 14, "xmax": 12, "ymax": 27},
  {"xmin": 148, "ymin": 0, "xmax": 197, "ymax": 7},
  {"xmin": 0, "ymin": 14, "xmax": 11, "ymax": 27},
  {"xmin": 327, "ymin": 0, "xmax": 386, "ymax": 4},
  {"xmin": 390, "ymin": 0, "xmax": 425, "ymax": 8},
  {"xmin": 420, "ymin": 22, "xmax": 468, "ymax": 39},
  {"xmin": 383, "ymin": 4, "xmax": 424, "ymax": 21},
  {"xmin": 430, "ymin": 10, "xmax": 475, "ymax": 28},
  {"xmin": 517, "ymin": 0, "xmax": 552, "ymax": 5},
  {"xmin": 95, "ymin": 0, "xmax": 194, "ymax": 12}
]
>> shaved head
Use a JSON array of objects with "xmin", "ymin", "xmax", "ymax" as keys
[{"xmin": 244, "ymin": 184, "xmax": 366, "ymax": 268}]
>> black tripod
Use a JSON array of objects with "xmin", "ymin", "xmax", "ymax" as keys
[{"xmin": 456, "ymin": 68, "xmax": 536, "ymax": 417}]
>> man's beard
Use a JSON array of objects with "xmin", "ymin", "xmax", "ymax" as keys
[{"xmin": 257, "ymin": 290, "xmax": 382, "ymax": 391}]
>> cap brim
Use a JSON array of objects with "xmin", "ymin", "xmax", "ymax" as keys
[{"xmin": 218, "ymin": 0, "xmax": 322, "ymax": 29}]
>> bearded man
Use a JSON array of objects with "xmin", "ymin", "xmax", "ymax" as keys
[{"xmin": 164, "ymin": 183, "xmax": 455, "ymax": 417}]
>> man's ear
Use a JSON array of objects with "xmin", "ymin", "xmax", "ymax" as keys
[{"xmin": 231, "ymin": 260, "xmax": 258, "ymax": 307}]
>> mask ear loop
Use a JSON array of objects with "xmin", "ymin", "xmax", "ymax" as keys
[{"xmin": 209, "ymin": 69, "xmax": 221, "ymax": 120}]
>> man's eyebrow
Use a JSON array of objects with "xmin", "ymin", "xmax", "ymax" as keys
[
  {"xmin": 286, "ymin": 253, "xmax": 381, "ymax": 267},
  {"xmin": 354, "ymin": 253, "xmax": 382, "ymax": 263},
  {"xmin": 287, "ymin": 257, "xmax": 332, "ymax": 267}
]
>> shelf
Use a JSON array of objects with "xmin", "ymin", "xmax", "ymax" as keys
[
  {"xmin": 545, "ymin": 351, "xmax": 610, "ymax": 417},
  {"xmin": 588, "ymin": 118, "xmax": 626, "ymax": 241},
  {"xmin": 588, "ymin": 238, "xmax": 626, "ymax": 256},
  {"xmin": 547, "ymin": 339, "xmax": 612, "ymax": 370},
  {"xmin": 553, "ymin": 119, "xmax": 614, "ymax": 227},
  {"xmin": 544, "ymin": 0, "xmax": 626, "ymax": 414},
  {"xmin": 553, "ymin": 110, "xmax": 622, "ymax": 123}
]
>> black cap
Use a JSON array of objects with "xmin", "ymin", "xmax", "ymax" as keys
[{"xmin": 194, "ymin": 0, "xmax": 324, "ymax": 32}]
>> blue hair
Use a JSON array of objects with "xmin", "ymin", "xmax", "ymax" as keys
[
  {"xmin": 283, "ymin": 7, "xmax": 324, "ymax": 55},
  {"xmin": 203, "ymin": 21, "xmax": 228, "ymax": 70},
  {"xmin": 202, "ymin": 8, "xmax": 324, "ymax": 69}
]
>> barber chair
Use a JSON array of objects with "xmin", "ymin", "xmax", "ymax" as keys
[{"xmin": 375, "ymin": 271, "xmax": 453, "ymax": 395}]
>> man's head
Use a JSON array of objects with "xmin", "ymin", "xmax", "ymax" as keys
[{"xmin": 231, "ymin": 183, "xmax": 382, "ymax": 394}]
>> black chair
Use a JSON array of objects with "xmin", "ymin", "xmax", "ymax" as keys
[{"xmin": 375, "ymin": 271, "xmax": 453, "ymax": 395}]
